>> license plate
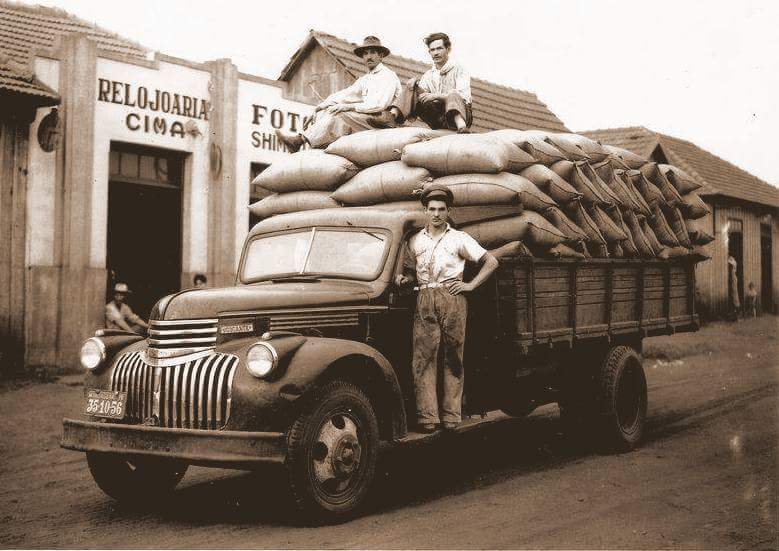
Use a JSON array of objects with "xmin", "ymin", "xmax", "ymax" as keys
[{"xmin": 84, "ymin": 389, "xmax": 127, "ymax": 419}]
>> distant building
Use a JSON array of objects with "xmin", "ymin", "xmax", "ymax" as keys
[
  {"xmin": 0, "ymin": 3, "xmax": 566, "ymax": 374},
  {"xmin": 583, "ymin": 126, "xmax": 779, "ymax": 318}
]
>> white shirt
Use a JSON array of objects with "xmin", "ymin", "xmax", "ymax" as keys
[
  {"xmin": 322, "ymin": 63, "xmax": 402, "ymax": 114},
  {"xmin": 418, "ymin": 59, "xmax": 472, "ymax": 104},
  {"xmin": 405, "ymin": 224, "xmax": 487, "ymax": 285}
]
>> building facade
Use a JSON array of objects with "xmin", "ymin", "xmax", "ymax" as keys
[{"xmin": 583, "ymin": 127, "xmax": 779, "ymax": 319}]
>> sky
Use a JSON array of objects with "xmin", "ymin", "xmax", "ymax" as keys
[{"xmin": 31, "ymin": 0, "xmax": 779, "ymax": 186}]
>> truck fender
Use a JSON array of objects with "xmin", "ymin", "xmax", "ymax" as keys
[{"xmin": 283, "ymin": 338, "xmax": 408, "ymax": 441}]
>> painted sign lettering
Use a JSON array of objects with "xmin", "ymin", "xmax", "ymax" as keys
[{"xmin": 250, "ymin": 104, "xmax": 312, "ymax": 152}]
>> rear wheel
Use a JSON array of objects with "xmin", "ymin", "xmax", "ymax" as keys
[
  {"xmin": 596, "ymin": 345, "xmax": 647, "ymax": 450},
  {"xmin": 285, "ymin": 380, "xmax": 379, "ymax": 522},
  {"xmin": 86, "ymin": 452, "xmax": 187, "ymax": 502}
]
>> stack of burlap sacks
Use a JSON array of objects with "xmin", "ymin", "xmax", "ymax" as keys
[{"xmin": 250, "ymin": 128, "xmax": 714, "ymax": 260}]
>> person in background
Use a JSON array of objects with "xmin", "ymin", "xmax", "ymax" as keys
[
  {"xmin": 105, "ymin": 283, "xmax": 148, "ymax": 334},
  {"xmin": 193, "ymin": 273, "xmax": 208, "ymax": 288},
  {"xmin": 745, "ymin": 282, "xmax": 758, "ymax": 318},
  {"xmin": 392, "ymin": 32, "xmax": 472, "ymax": 133},
  {"xmin": 727, "ymin": 255, "xmax": 740, "ymax": 321},
  {"xmin": 396, "ymin": 183, "xmax": 498, "ymax": 433},
  {"xmin": 275, "ymin": 36, "xmax": 401, "ymax": 152}
]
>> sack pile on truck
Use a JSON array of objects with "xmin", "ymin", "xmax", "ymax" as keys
[{"xmin": 249, "ymin": 127, "xmax": 712, "ymax": 260}]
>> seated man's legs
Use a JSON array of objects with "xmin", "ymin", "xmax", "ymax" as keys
[
  {"xmin": 416, "ymin": 91, "xmax": 472, "ymax": 132},
  {"xmin": 302, "ymin": 111, "xmax": 376, "ymax": 149}
]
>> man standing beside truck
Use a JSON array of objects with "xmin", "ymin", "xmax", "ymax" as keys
[
  {"xmin": 397, "ymin": 184, "xmax": 498, "ymax": 432},
  {"xmin": 275, "ymin": 36, "xmax": 401, "ymax": 152}
]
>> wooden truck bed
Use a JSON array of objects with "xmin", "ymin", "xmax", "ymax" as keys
[{"xmin": 496, "ymin": 258, "xmax": 700, "ymax": 352}]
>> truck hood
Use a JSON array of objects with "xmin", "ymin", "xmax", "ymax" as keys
[{"xmin": 156, "ymin": 280, "xmax": 376, "ymax": 320}]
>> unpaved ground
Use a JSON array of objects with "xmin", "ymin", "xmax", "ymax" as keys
[{"xmin": 1, "ymin": 316, "xmax": 777, "ymax": 549}]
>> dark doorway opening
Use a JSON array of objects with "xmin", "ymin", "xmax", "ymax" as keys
[
  {"xmin": 727, "ymin": 219, "xmax": 744, "ymax": 311},
  {"xmin": 249, "ymin": 162, "xmax": 270, "ymax": 230},
  {"xmin": 760, "ymin": 223, "xmax": 773, "ymax": 313},
  {"xmin": 107, "ymin": 144, "xmax": 184, "ymax": 320}
]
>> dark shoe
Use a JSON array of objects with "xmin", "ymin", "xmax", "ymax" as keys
[
  {"xmin": 366, "ymin": 110, "xmax": 399, "ymax": 129},
  {"xmin": 456, "ymin": 126, "xmax": 471, "ymax": 134},
  {"xmin": 417, "ymin": 423, "xmax": 437, "ymax": 434},
  {"xmin": 275, "ymin": 128, "xmax": 304, "ymax": 153},
  {"xmin": 442, "ymin": 421, "xmax": 460, "ymax": 431}
]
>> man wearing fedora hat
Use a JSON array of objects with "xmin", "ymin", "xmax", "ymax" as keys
[
  {"xmin": 275, "ymin": 36, "xmax": 401, "ymax": 152},
  {"xmin": 396, "ymin": 183, "xmax": 498, "ymax": 432},
  {"xmin": 105, "ymin": 282, "xmax": 148, "ymax": 334}
]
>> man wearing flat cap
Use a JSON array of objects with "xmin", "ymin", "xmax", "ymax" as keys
[
  {"xmin": 397, "ymin": 184, "xmax": 498, "ymax": 433},
  {"xmin": 275, "ymin": 36, "xmax": 402, "ymax": 152},
  {"xmin": 105, "ymin": 282, "xmax": 148, "ymax": 334}
]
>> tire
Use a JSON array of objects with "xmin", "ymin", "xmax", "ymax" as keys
[
  {"xmin": 285, "ymin": 380, "xmax": 379, "ymax": 522},
  {"xmin": 596, "ymin": 345, "xmax": 647, "ymax": 451},
  {"xmin": 86, "ymin": 452, "xmax": 188, "ymax": 502}
]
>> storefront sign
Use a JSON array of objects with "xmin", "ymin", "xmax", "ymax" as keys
[
  {"xmin": 97, "ymin": 78, "xmax": 210, "ymax": 139},
  {"xmin": 250, "ymin": 104, "xmax": 312, "ymax": 152}
]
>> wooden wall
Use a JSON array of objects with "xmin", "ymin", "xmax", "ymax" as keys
[
  {"xmin": 694, "ymin": 198, "xmax": 778, "ymax": 317},
  {"xmin": 0, "ymin": 114, "xmax": 30, "ymax": 377},
  {"xmin": 284, "ymin": 44, "xmax": 356, "ymax": 104}
]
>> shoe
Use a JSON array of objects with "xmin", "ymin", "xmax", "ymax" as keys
[
  {"xmin": 442, "ymin": 421, "xmax": 459, "ymax": 431},
  {"xmin": 417, "ymin": 423, "xmax": 437, "ymax": 434},
  {"xmin": 275, "ymin": 128, "xmax": 305, "ymax": 153},
  {"xmin": 456, "ymin": 126, "xmax": 471, "ymax": 134},
  {"xmin": 366, "ymin": 110, "xmax": 399, "ymax": 129}
]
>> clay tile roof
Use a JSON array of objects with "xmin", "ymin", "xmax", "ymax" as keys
[
  {"xmin": 279, "ymin": 30, "xmax": 568, "ymax": 133},
  {"xmin": 0, "ymin": 52, "xmax": 58, "ymax": 103},
  {"xmin": 0, "ymin": 0, "xmax": 148, "ymax": 68},
  {"xmin": 582, "ymin": 126, "xmax": 779, "ymax": 209}
]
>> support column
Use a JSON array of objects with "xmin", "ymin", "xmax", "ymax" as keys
[{"xmin": 204, "ymin": 59, "xmax": 239, "ymax": 287}]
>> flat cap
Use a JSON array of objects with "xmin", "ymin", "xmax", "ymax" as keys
[{"xmin": 420, "ymin": 183, "xmax": 454, "ymax": 206}]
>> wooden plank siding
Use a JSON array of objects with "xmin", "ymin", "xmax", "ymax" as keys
[
  {"xmin": 284, "ymin": 44, "xmax": 355, "ymax": 105},
  {"xmin": 694, "ymin": 200, "xmax": 778, "ymax": 317},
  {"xmin": 0, "ymin": 116, "xmax": 29, "ymax": 376}
]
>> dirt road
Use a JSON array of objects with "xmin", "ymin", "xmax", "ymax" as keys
[{"xmin": 1, "ymin": 317, "xmax": 776, "ymax": 549}]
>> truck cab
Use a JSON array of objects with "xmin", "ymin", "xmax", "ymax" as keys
[{"xmin": 62, "ymin": 205, "xmax": 699, "ymax": 521}]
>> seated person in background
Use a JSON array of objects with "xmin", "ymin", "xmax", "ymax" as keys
[
  {"xmin": 392, "ymin": 32, "xmax": 472, "ymax": 133},
  {"xmin": 275, "ymin": 36, "xmax": 401, "ymax": 152},
  {"xmin": 193, "ymin": 273, "xmax": 207, "ymax": 288},
  {"xmin": 745, "ymin": 282, "xmax": 758, "ymax": 318},
  {"xmin": 105, "ymin": 283, "xmax": 148, "ymax": 335}
]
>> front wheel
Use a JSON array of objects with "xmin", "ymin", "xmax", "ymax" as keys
[
  {"xmin": 285, "ymin": 380, "xmax": 379, "ymax": 522},
  {"xmin": 86, "ymin": 452, "xmax": 188, "ymax": 502}
]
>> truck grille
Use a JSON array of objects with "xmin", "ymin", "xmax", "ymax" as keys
[
  {"xmin": 146, "ymin": 318, "xmax": 218, "ymax": 360},
  {"xmin": 110, "ymin": 351, "xmax": 238, "ymax": 430}
]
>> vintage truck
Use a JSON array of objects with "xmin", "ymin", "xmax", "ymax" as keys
[{"xmin": 61, "ymin": 205, "xmax": 701, "ymax": 521}]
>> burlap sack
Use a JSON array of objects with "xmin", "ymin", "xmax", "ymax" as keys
[
  {"xmin": 640, "ymin": 162, "xmax": 683, "ymax": 207},
  {"xmin": 624, "ymin": 210, "xmax": 656, "ymax": 257},
  {"xmin": 680, "ymin": 192, "xmax": 711, "ymax": 219},
  {"xmin": 648, "ymin": 204, "xmax": 680, "ymax": 247},
  {"xmin": 587, "ymin": 205, "xmax": 628, "ymax": 243},
  {"xmin": 659, "ymin": 164, "xmax": 703, "ymax": 195},
  {"xmin": 489, "ymin": 240, "xmax": 533, "ymax": 260},
  {"xmin": 253, "ymin": 150, "xmax": 359, "ymax": 192},
  {"xmin": 523, "ymin": 131, "xmax": 589, "ymax": 161},
  {"xmin": 564, "ymin": 202, "xmax": 606, "ymax": 245},
  {"xmin": 658, "ymin": 246, "xmax": 691, "ymax": 259},
  {"xmin": 479, "ymin": 136, "xmax": 538, "ymax": 172},
  {"xmin": 484, "ymin": 129, "xmax": 567, "ymax": 165},
  {"xmin": 641, "ymin": 217, "xmax": 664, "ymax": 253},
  {"xmin": 519, "ymin": 164, "xmax": 582, "ymax": 204},
  {"xmin": 663, "ymin": 205, "xmax": 692, "ymax": 247},
  {"xmin": 603, "ymin": 144, "xmax": 647, "ymax": 169},
  {"xmin": 325, "ymin": 127, "xmax": 450, "ymax": 167},
  {"xmin": 617, "ymin": 170, "xmax": 653, "ymax": 215},
  {"xmin": 542, "ymin": 206, "xmax": 589, "ymax": 241},
  {"xmin": 426, "ymin": 173, "xmax": 521, "ymax": 206},
  {"xmin": 626, "ymin": 169, "xmax": 665, "ymax": 206},
  {"xmin": 579, "ymin": 162, "xmax": 624, "ymax": 208},
  {"xmin": 545, "ymin": 243, "xmax": 587, "ymax": 259},
  {"xmin": 685, "ymin": 217, "xmax": 715, "ymax": 246},
  {"xmin": 248, "ymin": 191, "xmax": 340, "ymax": 219},
  {"xmin": 462, "ymin": 211, "xmax": 567, "ymax": 249},
  {"xmin": 551, "ymin": 133, "xmax": 609, "ymax": 162},
  {"xmin": 550, "ymin": 160, "xmax": 610, "ymax": 206},
  {"xmin": 401, "ymin": 134, "xmax": 508, "ymax": 174},
  {"xmin": 331, "ymin": 161, "xmax": 432, "ymax": 205},
  {"xmin": 609, "ymin": 242, "xmax": 624, "ymax": 258},
  {"xmin": 592, "ymin": 161, "xmax": 644, "ymax": 212}
]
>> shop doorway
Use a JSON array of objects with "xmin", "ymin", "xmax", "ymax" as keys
[
  {"xmin": 106, "ymin": 144, "xmax": 183, "ymax": 320},
  {"xmin": 760, "ymin": 223, "xmax": 773, "ymax": 312}
]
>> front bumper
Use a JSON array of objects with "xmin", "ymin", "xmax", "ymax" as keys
[{"xmin": 61, "ymin": 418, "xmax": 286, "ymax": 468}]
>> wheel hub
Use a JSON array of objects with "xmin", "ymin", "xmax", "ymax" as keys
[{"xmin": 312, "ymin": 414, "xmax": 362, "ymax": 484}]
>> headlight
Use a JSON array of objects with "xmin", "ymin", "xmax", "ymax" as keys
[
  {"xmin": 80, "ymin": 337, "xmax": 106, "ymax": 371},
  {"xmin": 246, "ymin": 342, "xmax": 278, "ymax": 378}
]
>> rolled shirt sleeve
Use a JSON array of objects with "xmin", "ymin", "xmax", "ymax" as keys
[
  {"xmin": 458, "ymin": 232, "xmax": 487, "ymax": 263},
  {"xmin": 452, "ymin": 65, "xmax": 472, "ymax": 104}
]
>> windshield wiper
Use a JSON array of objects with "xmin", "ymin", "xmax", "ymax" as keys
[
  {"xmin": 346, "ymin": 221, "xmax": 383, "ymax": 240},
  {"xmin": 270, "ymin": 275, "xmax": 322, "ymax": 283}
]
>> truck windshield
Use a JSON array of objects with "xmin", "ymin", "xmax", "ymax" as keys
[{"xmin": 242, "ymin": 227, "xmax": 389, "ymax": 282}]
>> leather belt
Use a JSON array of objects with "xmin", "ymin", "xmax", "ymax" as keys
[{"xmin": 415, "ymin": 280, "xmax": 460, "ymax": 290}]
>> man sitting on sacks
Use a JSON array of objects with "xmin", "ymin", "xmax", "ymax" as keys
[
  {"xmin": 275, "ymin": 36, "xmax": 401, "ymax": 152},
  {"xmin": 391, "ymin": 32, "xmax": 473, "ymax": 133},
  {"xmin": 396, "ymin": 183, "xmax": 498, "ymax": 433}
]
